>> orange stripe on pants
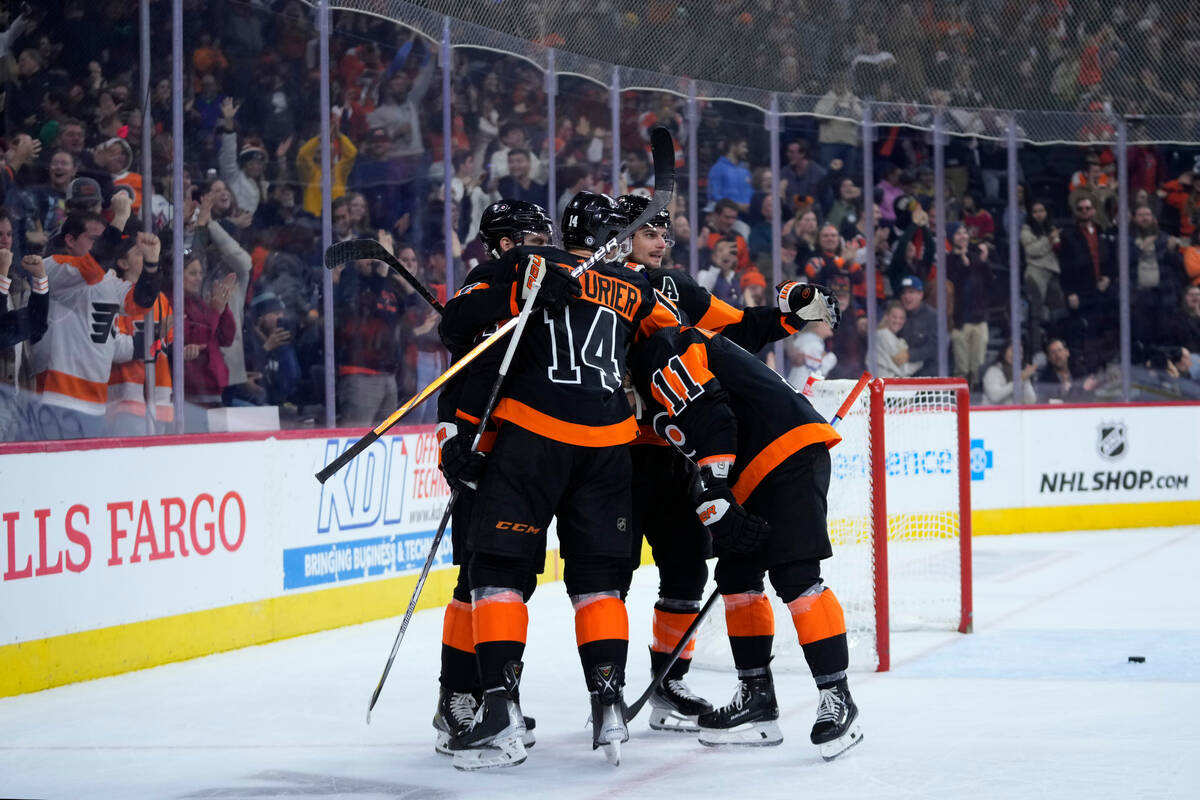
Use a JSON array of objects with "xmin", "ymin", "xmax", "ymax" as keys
[
  {"xmin": 442, "ymin": 599, "xmax": 475, "ymax": 653},
  {"xmin": 472, "ymin": 591, "xmax": 529, "ymax": 644},
  {"xmin": 786, "ymin": 588, "xmax": 846, "ymax": 645},
  {"xmin": 651, "ymin": 608, "xmax": 699, "ymax": 657},
  {"xmin": 574, "ymin": 596, "xmax": 629, "ymax": 646},
  {"xmin": 723, "ymin": 592, "xmax": 775, "ymax": 637}
]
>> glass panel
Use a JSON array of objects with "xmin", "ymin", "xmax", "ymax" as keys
[
  {"xmin": 617, "ymin": 88, "xmax": 691, "ymax": 270},
  {"xmin": 1019, "ymin": 141, "xmax": 1116, "ymax": 404},
  {"xmin": 556, "ymin": 73, "xmax": 614, "ymax": 209},
  {"xmin": 777, "ymin": 112, "xmax": 873, "ymax": 386},
  {"xmin": 1129, "ymin": 141, "xmax": 1199, "ymax": 400},
  {"xmin": 694, "ymin": 100, "xmax": 774, "ymax": 365},
  {"xmin": 327, "ymin": 16, "xmax": 446, "ymax": 427}
]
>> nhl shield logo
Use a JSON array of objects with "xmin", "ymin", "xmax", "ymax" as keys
[
  {"xmin": 1098, "ymin": 422, "xmax": 1127, "ymax": 460},
  {"xmin": 617, "ymin": 517, "xmax": 627, "ymax": 532}
]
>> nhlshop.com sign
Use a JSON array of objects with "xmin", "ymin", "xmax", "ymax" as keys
[
  {"xmin": 1040, "ymin": 470, "xmax": 1189, "ymax": 494},
  {"xmin": 969, "ymin": 404, "xmax": 1200, "ymax": 513}
]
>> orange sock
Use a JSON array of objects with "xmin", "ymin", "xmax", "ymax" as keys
[
  {"xmin": 786, "ymin": 587, "xmax": 846, "ymax": 645},
  {"xmin": 651, "ymin": 607, "xmax": 699, "ymax": 658}
]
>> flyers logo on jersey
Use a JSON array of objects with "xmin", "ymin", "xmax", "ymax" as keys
[
  {"xmin": 90, "ymin": 302, "xmax": 120, "ymax": 344},
  {"xmin": 495, "ymin": 521, "xmax": 542, "ymax": 533},
  {"xmin": 580, "ymin": 271, "xmax": 640, "ymax": 321}
]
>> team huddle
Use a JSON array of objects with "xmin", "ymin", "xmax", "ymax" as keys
[{"xmin": 423, "ymin": 190, "xmax": 862, "ymax": 770}]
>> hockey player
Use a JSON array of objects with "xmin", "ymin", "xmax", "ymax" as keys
[
  {"xmin": 432, "ymin": 200, "xmax": 552, "ymax": 756},
  {"xmin": 627, "ymin": 282, "xmax": 863, "ymax": 761},
  {"xmin": 615, "ymin": 194, "xmax": 815, "ymax": 731},
  {"xmin": 438, "ymin": 191, "xmax": 681, "ymax": 770}
]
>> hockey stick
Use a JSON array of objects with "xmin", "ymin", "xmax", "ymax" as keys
[
  {"xmin": 624, "ymin": 371, "xmax": 875, "ymax": 723},
  {"xmin": 314, "ymin": 316, "xmax": 517, "ymax": 484},
  {"xmin": 315, "ymin": 126, "xmax": 678, "ymax": 485},
  {"xmin": 324, "ymin": 238, "xmax": 445, "ymax": 314},
  {"xmin": 366, "ymin": 257, "xmax": 549, "ymax": 723}
]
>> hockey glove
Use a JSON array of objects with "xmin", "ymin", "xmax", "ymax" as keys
[
  {"xmin": 520, "ymin": 254, "xmax": 582, "ymax": 315},
  {"xmin": 436, "ymin": 423, "xmax": 486, "ymax": 492},
  {"xmin": 777, "ymin": 281, "xmax": 842, "ymax": 330},
  {"xmin": 693, "ymin": 466, "xmax": 771, "ymax": 555}
]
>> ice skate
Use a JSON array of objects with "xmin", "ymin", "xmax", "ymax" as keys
[
  {"xmin": 697, "ymin": 673, "xmax": 783, "ymax": 747},
  {"xmin": 450, "ymin": 662, "xmax": 528, "ymax": 770},
  {"xmin": 810, "ymin": 678, "xmax": 862, "ymax": 761},
  {"xmin": 648, "ymin": 677, "xmax": 713, "ymax": 732},
  {"xmin": 432, "ymin": 687, "xmax": 478, "ymax": 755},
  {"xmin": 435, "ymin": 688, "xmax": 536, "ymax": 755},
  {"xmin": 588, "ymin": 662, "xmax": 630, "ymax": 766}
]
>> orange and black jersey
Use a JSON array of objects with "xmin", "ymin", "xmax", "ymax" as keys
[
  {"xmin": 635, "ymin": 265, "xmax": 799, "ymax": 352},
  {"xmin": 628, "ymin": 326, "xmax": 841, "ymax": 504},
  {"xmin": 453, "ymin": 245, "xmax": 681, "ymax": 447},
  {"xmin": 437, "ymin": 257, "xmax": 509, "ymax": 451}
]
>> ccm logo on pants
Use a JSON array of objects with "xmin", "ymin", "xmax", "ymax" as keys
[{"xmin": 495, "ymin": 521, "xmax": 542, "ymax": 533}]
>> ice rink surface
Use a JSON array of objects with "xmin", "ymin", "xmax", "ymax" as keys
[{"xmin": 2, "ymin": 526, "xmax": 1199, "ymax": 799}]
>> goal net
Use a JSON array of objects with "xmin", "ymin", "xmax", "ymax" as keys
[{"xmin": 690, "ymin": 377, "xmax": 972, "ymax": 673}]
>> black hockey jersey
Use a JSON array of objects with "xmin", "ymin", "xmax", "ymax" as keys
[
  {"xmin": 629, "ymin": 326, "xmax": 841, "ymax": 504},
  {"xmin": 635, "ymin": 265, "xmax": 798, "ymax": 352},
  {"xmin": 448, "ymin": 245, "xmax": 681, "ymax": 447}
]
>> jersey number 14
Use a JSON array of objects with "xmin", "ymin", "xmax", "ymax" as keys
[{"xmin": 544, "ymin": 306, "xmax": 621, "ymax": 390}]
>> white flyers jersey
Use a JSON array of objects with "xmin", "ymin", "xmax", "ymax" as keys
[{"xmin": 32, "ymin": 254, "xmax": 140, "ymax": 415}]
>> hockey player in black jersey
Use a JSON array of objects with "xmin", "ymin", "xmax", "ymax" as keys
[
  {"xmin": 627, "ymin": 311, "xmax": 863, "ymax": 761},
  {"xmin": 431, "ymin": 201, "xmax": 552, "ymax": 757},
  {"xmin": 438, "ymin": 191, "xmax": 681, "ymax": 770},
  {"xmin": 614, "ymin": 194, "xmax": 840, "ymax": 732}
]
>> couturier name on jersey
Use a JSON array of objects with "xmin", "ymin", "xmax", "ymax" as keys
[{"xmin": 579, "ymin": 271, "xmax": 641, "ymax": 322}]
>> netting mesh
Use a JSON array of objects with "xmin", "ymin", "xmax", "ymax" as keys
[
  {"xmin": 689, "ymin": 379, "xmax": 965, "ymax": 674},
  {"xmin": 394, "ymin": 0, "xmax": 1200, "ymax": 134}
]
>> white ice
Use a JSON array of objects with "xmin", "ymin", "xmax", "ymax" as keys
[{"xmin": 2, "ymin": 526, "xmax": 1199, "ymax": 799}]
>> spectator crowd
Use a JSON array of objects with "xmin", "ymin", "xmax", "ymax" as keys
[{"xmin": 2, "ymin": 0, "xmax": 1199, "ymax": 441}]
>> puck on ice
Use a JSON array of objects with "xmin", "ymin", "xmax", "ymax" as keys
[{"xmin": 1128, "ymin": 656, "xmax": 1146, "ymax": 663}]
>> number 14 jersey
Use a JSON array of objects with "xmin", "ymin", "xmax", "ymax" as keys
[{"xmin": 448, "ymin": 245, "xmax": 680, "ymax": 448}]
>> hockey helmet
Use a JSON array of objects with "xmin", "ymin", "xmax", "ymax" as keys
[
  {"xmin": 478, "ymin": 200, "xmax": 554, "ymax": 258},
  {"xmin": 617, "ymin": 194, "xmax": 674, "ymax": 247},
  {"xmin": 561, "ymin": 191, "xmax": 628, "ymax": 253}
]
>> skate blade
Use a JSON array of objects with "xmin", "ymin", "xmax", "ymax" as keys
[
  {"xmin": 601, "ymin": 737, "xmax": 621, "ymax": 766},
  {"xmin": 648, "ymin": 708, "xmax": 701, "ymax": 733},
  {"xmin": 698, "ymin": 720, "xmax": 783, "ymax": 747},
  {"xmin": 451, "ymin": 737, "xmax": 527, "ymax": 771},
  {"xmin": 819, "ymin": 719, "xmax": 863, "ymax": 761}
]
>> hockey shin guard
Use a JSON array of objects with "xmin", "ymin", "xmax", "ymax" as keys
[
  {"xmin": 573, "ymin": 591, "xmax": 629, "ymax": 681},
  {"xmin": 723, "ymin": 591, "xmax": 775, "ymax": 673},
  {"xmin": 472, "ymin": 587, "xmax": 529, "ymax": 691},
  {"xmin": 650, "ymin": 598, "xmax": 701, "ymax": 680},
  {"xmin": 786, "ymin": 583, "xmax": 849, "ymax": 688}
]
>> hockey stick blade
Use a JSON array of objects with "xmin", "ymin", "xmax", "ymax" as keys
[
  {"xmin": 569, "ymin": 126, "xmax": 676, "ymax": 279},
  {"xmin": 313, "ymin": 316, "xmax": 518, "ymax": 484},
  {"xmin": 323, "ymin": 238, "xmax": 445, "ymax": 314},
  {"xmin": 367, "ymin": 486, "xmax": 458, "ymax": 723},
  {"xmin": 625, "ymin": 589, "xmax": 719, "ymax": 723},
  {"xmin": 623, "ymin": 373, "xmax": 874, "ymax": 724}
]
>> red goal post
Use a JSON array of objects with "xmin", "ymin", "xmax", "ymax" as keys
[{"xmin": 689, "ymin": 376, "xmax": 973, "ymax": 674}]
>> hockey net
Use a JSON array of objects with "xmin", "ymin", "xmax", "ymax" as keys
[{"xmin": 690, "ymin": 377, "xmax": 972, "ymax": 673}]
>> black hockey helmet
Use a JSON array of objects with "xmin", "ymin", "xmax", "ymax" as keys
[
  {"xmin": 478, "ymin": 200, "xmax": 554, "ymax": 258},
  {"xmin": 616, "ymin": 194, "xmax": 671, "ymax": 231},
  {"xmin": 617, "ymin": 194, "xmax": 673, "ymax": 247},
  {"xmin": 561, "ymin": 191, "xmax": 627, "ymax": 253}
]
